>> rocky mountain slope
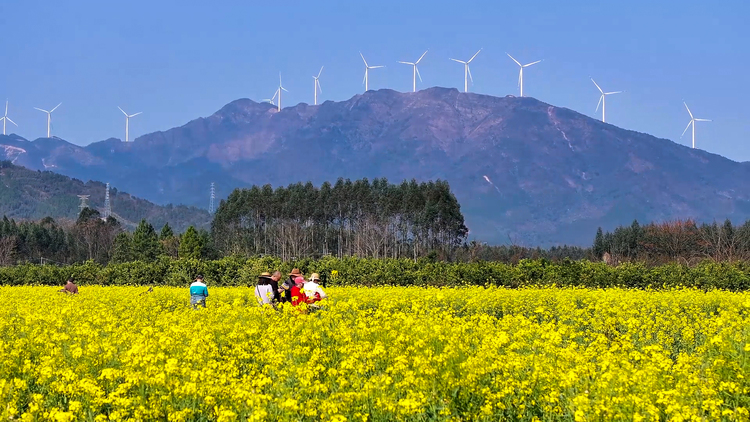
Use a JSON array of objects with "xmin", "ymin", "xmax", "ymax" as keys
[{"xmin": 2, "ymin": 87, "xmax": 748, "ymax": 245}]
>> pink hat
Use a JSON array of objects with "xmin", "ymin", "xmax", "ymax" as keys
[{"xmin": 294, "ymin": 276, "xmax": 305, "ymax": 284}]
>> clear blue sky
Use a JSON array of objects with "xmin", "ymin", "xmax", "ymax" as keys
[{"xmin": 1, "ymin": 1, "xmax": 748, "ymax": 160}]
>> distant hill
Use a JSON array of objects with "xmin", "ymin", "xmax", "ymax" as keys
[
  {"xmin": 0, "ymin": 161, "xmax": 210, "ymax": 232},
  {"xmin": 2, "ymin": 87, "xmax": 750, "ymax": 246}
]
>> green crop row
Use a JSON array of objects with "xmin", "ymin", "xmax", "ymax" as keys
[{"xmin": 1, "ymin": 256, "xmax": 750, "ymax": 291}]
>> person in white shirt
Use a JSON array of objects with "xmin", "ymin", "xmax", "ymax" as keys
[{"xmin": 303, "ymin": 273, "xmax": 327, "ymax": 305}]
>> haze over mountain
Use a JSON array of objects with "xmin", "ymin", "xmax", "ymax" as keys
[
  {"xmin": 0, "ymin": 161, "xmax": 210, "ymax": 232},
  {"xmin": 2, "ymin": 87, "xmax": 748, "ymax": 246}
]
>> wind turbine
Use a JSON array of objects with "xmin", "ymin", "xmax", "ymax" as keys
[
  {"xmin": 360, "ymin": 53, "xmax": 385, "ymax": 92},
  {"xmin": 0, "ymin": 101, "xmax": 17, "ymax": 135},
  {"xmin": 272, "ymin": 73, "xmax": 289, "ymax": 111},
  {"xmin": 34, "ymin": 103, "xmax": 61, "ymax": 138},
  {"xmin": 450, "ymin": 49, "xmax": 482, "ymax": 93},
  {"xmin": 681, "ymin": 102, "xmax": 711, "ymax": 149},
  {"xmin": 118, "ymin": 107, "xmax": 142, "ymax": 143},
  {"xmin": 398, "ymin": 50, "xmax": 428, "ymax": 92},
  {"xmin": 591, "ymin": 78, "xmax": 622, "ymax": 123},
  {"xmin": 506, "ymin": 53, "xmax": 542, "ymax": 97},
  {"xmin": 313, "ymin": 66, "xmax": 323, "ymax": 105}
]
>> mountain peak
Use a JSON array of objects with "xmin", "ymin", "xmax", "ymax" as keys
[{"xmin": 2, "ymin": 87, "xmax": 747, "ymax": 246}]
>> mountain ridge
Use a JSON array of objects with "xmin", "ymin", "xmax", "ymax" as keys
[
  {"xmin": 0, "ymin": 161, "xmax": 211, "ymax": 232},
  {"xmin": 1, "ymin": 87, "xmax": 748, "ymax": 246}
]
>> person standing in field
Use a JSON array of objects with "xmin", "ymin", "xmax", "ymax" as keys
[
  {"xmin": 271, "ymin": 271, "xmax": 282, "ymax": 303},
  {"xmin": 281, "ymin": 268, "xmax": 303, "ymax": 303},
  {"xmin": 190, "ymin": 275, "xmax": 209, "ymax": 308},
  {"xmin": 59, "ymin": 277, "xmax": 79, "ymax": 294},
  {"xmin": 290, "ymin": 276, "xmax": 307, "ymax": 308},
  {"xmin": 304, "ymin": 273, "xmax": 327, "ymax": 305},
  {"xmin": 255, "ymin": 272, "xmax": 276, "ymax": 306}
]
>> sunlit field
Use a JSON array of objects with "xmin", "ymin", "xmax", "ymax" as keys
[{"xmin": 1, "ymin": 286, "xmax": 749, "ymax": 421}]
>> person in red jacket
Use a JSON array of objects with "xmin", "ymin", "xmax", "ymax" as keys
[{"xmin": 290, "ymin": 276, "xmax": 307, "ymax": 307}]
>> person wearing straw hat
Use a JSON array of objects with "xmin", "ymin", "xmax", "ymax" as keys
[
  {"xmin": 304, "ymin": 273, "xmax": 327, "ymax": 305},
  {"xmin": 255, "ymin": 272, "xmax": 277, "ymax": 306},
  {"xmin": 281, "ymin": 268, "xmax": 303, "ymax": 303}
]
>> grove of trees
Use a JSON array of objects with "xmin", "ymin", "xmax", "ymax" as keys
[
  {"xmin": 211, "ymin": 178, "xmax": 469, "ymax": 260},
  {"xmin": 594, "ymin": 219, "xmax": 750, "ymax": 265}
]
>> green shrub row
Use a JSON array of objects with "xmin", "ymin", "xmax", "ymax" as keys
[{"xmin": 1, "ymin": 257, "xmax": 750, "ymax": 291}]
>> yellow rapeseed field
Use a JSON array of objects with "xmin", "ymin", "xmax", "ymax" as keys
[{"xmin": 0, "ymin": 286, "xmax": 749, "ymax": 421}]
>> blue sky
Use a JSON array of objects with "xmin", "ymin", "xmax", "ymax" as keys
[{"xmin": 0, "ymin": 1, "xmax": 747, "ymax": 160}]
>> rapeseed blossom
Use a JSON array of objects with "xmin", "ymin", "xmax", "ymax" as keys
[{"xmin": 0, "ymin": 286, "xmax": 748, "ymax": 421}]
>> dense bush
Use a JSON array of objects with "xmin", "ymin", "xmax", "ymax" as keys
[{"xmin": 2, "ymin": 257, "xmax": 750, "ymax": 291}]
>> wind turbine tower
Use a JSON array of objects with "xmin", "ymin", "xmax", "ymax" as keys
[
  {"xmin": 681, "ymin": 102, "xmax": 711, "ymax": 149},
  {"xmin": 271, "ymin": 73, "xmax": 289, "ymax": 112},
  {"xmin": 360, "ymin": 53, "xmax": 385, "ymax": 92},
  {"xmin": 591, "ymin": 79, "xmax": 622, "ymax": 123},
  {"xmin": 1, "ymin": 101, "xmax": 17, "ymax": 135},
  {"xmin": 118, "ymin": 107, "xmax": 142, "ymax": 143},
  {"xmin": 506, "ymin": 53, "xmax": 542, "ymax": 97},
  {"xmin": 34, "ymin": 103, "xmax": 62, "ymax": 138},
  {"xmin": 103, "ymin": 183, "xmax": 111, "ymax": 219},
  {"xmin": 398, "ymin": 50, "xmax": 428, "ymax": 92},
  {"xmin": 450, "ymin": 49, "xmax": 482, "ymax": 93},
  {"xmin": 313, "ymin": 67, "xmax": 323, "ymax": 105},
  {"xmin": 209, "ymin": 182, "xmax": 216, "ymax": 214}
]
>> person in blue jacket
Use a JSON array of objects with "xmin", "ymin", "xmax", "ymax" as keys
[{"xmin": 189, "ymin": 275, "xmax": 209, "ymax": 308}]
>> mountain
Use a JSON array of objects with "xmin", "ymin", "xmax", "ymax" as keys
[
  {"xmin": 0, "ymin": 161, "xmax": 211, "ymax": 232},
  {"xmin": 2, "ymin": 87, "xmax": 749, "ymax": 246}
]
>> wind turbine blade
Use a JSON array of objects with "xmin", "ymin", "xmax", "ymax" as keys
[
  {"xmin": 467, "ymin": 66, "xmax": 474, "ymax": 84},
  {"xmin": 606, "ymin": 91, "xmax": 623, "ymax": 95},
  {"xmin": 118, "ymin": 106, "xmax": 128, "ymax": 116},
  {"xmin": 317, "ymin": 79, "xmax": 322, "ymax": 93},
  {"xmin": 371, "ymin": 65, "xmax": 385, "ymax": 69},
  {"xmin": 130, "ymin": 112, "xmax": 142, "ymax": 117},
  {"xmin": 524, "ymin": 60, "xmax": 542, "ymax": 67},
  {"xmin": 449, "ymin": 58, "xmax": 466, "ymax": 64},
  {"xmin": 363, "ymin": 71, "xmax": 367, "ymax": 85},
  {"xmin": 596, "ymin": 95, "xmax": 603, "ymax": 112},
  {"xmin": 681, "ymin": 120, "xmax": 693, "ymax": 138},
  {"xmin": 684, "ymin": 102, "xmax": 693, "ymax": 119},
  {"xmin": 4, "ymin": 101, "xmax": 7, "ymax": 116},
  {"xmin": 50, "ymin": 103, "xmax": 61, "ymax": 112},
  {"xmin": 591, "ymin": 78, "xmax": 603, "ymax": 94},
  {"xmin": 281, "ymin": 87, "xmax": 289, "ymax": 92},
  {"xmin": 360, "ymin": 52, "xmax": 368, "ymax": 67},
  {"xmin": 416, "ymin": 50, "xmax": 428, "ymax": 64},
  {"xmin": 397, "ymin": 61, "xmax": 414, "ymax": 65},
  {"xmin": 317, "ymin": 66, "xmax": 323, "ymax": 78},
  {"xmin": 6, "ymin": 117, "xmax": 17, "ymax": 126},
  {"xmin": 468, "ymin": 49, "xmax": 482, "ymax": 63},
  {"xmin": 695, "ymin": 118, "xmax": 711, "ymax": 122},
  {"xmin": 416, "ymin": 66, "xmax": 423, "ymax": 82},
  {"xmin": 506, "ymin": 53, "xmax": 521, "ymax": 67},
  {"xmin": 34, "ymin": 107, "xmax": 48, "ymax": 113}
]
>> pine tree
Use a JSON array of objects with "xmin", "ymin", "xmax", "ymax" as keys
[
  {"xmin": 112, "ymin": 232, "xmax": 133, "ymax": 263},
  {"xmin": 179, "ymin": 226, "xmax": 203, "ymax": 259},
  {"xmin": 131, "ymin": 219, "xmax": 161, "ymax": 261},
  {"xmin": 160, "ymin": 223, "xmax": 174, "ymax": 240},
  {"xmin": 593, "ymin": 227, "xmax": 605, "ymax": 259}
]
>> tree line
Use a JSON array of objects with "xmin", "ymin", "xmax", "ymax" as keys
[
  {"xmin": 0, "ymin": 209, "xmax": 215, "ymax": 266},
  {"xmin": 593, "ymin": 219, "xmax": 750, "ymax": 265},
  {"xmin": 211, "ymin": 178, "xmax": 469, "ymax": 261}
]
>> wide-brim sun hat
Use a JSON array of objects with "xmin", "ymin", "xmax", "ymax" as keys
[
  {"xmin": 309, "ymin": 273, "xmax": 320, "ymax": 281},
  {"xmin": 289, "ymin": 268, "xmax": 303, "ymax": 277},
  {"xmin": 259, "ymin": 272, "xmax": 272, "ymax": 279}
]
